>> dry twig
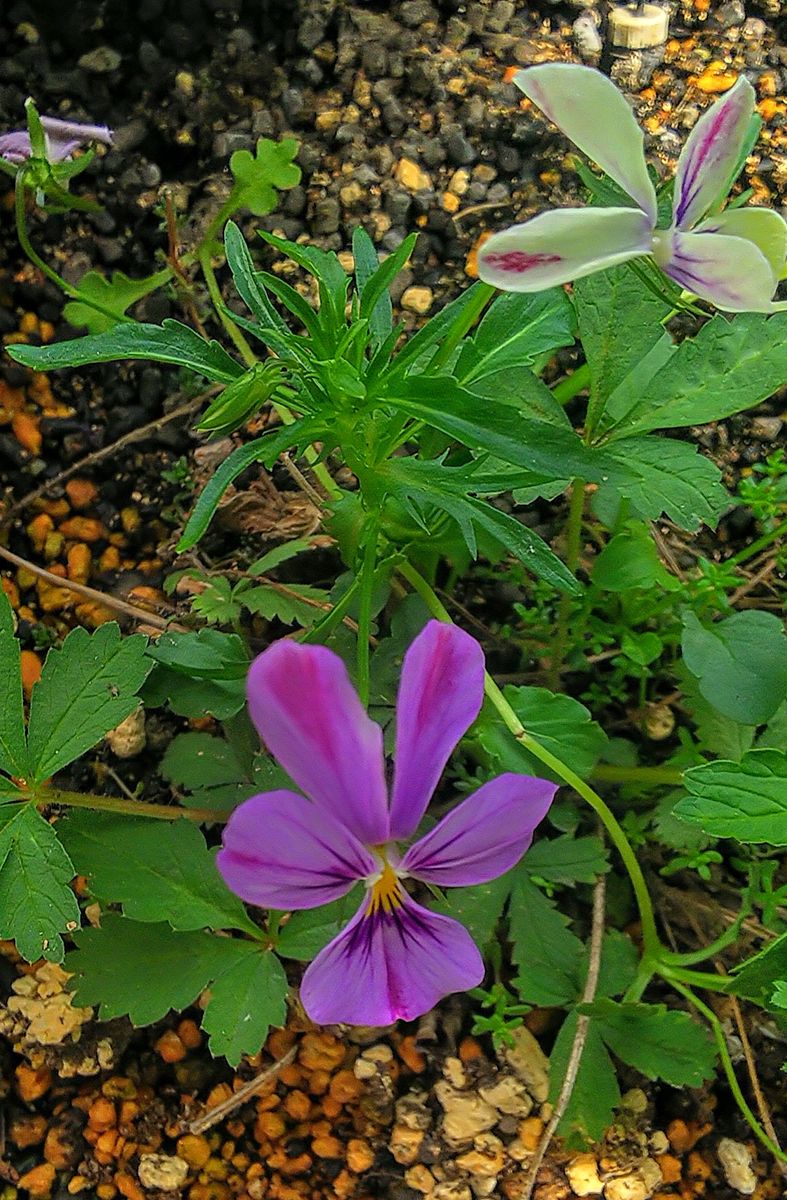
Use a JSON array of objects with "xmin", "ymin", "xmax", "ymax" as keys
[{"xmin": 188, "ymin": 1045, "xmax": 298, "ymax": 1134}]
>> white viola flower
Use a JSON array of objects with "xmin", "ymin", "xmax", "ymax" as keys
[{"xmin": 477, "ymin": 64, "xmax": 787, "ymax": 314}]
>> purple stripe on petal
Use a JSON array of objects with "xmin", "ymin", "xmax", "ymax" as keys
[
  {"xmin": 247, "ymin": 641, "xmax": 389, "ymax": 845},
  {"xmin": 217, "ymin": 789, "xmax": 377, "ymax": 911},
  {"xmin": 673, "ymin": 77, "xmax": 755, "ymax": 230},
  {"xmin": 402, "ymin": 772, "xmax": 557, "ymax": 886},
  {"xmin": 300, "ymin": 893, "xmax": 484, "ymax": 1025},
  {"xmin": 389, "ymin": 621, "xmax": 485, "ymax": 841},
  {"xmin": 664, "ymin": 228, "xmax": 779, "ymax": 312}
]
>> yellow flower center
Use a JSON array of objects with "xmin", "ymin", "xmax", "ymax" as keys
[{"xmin": 366, "ymin": 859, "xmax": 404, "ymax": 917}]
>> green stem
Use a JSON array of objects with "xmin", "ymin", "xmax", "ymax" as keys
[
  {"xmin": 548, "ymin": 477, "xmax": 585, "ymax": 690},
  {"xmin": 26, "ymin": 786, "xmax": 227, "ymax": 824},
  {"xmin": 356, "ymin": 516, "xmax": 381, "ymax": 707},
  {"xmin": 430, "ymin": 282, "xmax": 495, "ymax": 371},
  {"xmin": 730, "ymin": 516, "xmax": 787, "ymax": 567},
  {"xmin": 552, "ymin": 363, "xmax": 590, "ymax": 406},
  {"xmin": 661, "ymin": 964, "xmax": 732, "ymax": 992},
  {"xmin": 396, "ymin": 560, "xmax": 661, "ymax": 961},
  {"xmin": 672, "ymin": 982, "xmax": 787, "ymax": 1163},
  {"xmin": 591, "ymin": 763, "xmax": 684, "ymax": 788}
]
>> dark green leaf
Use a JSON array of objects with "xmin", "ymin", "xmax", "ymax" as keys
[
  {"xmin": 595, "ymin": 436, "xmax": 727, "ymax": 530},
  {"xmin": 354, "ymin": 228, "xmax": 416, "ymax": 348},
  {"xmin": 202, "ymin": 945, "xmax": 287, "ymax": 1064},
  {"xmin": 730, "ymin": 932, "xmax": 787, "ymax": 1005},
  {"xmin": 592, "ymin": 522, "xmax": 674, "ymax": 592},
  {"xmin": 584, "ymin": 999, "xmax": 717, "ymax": 1086},
  {"xmin": 549, "ymin": 1014, "xmax": 620, "ymax": 1146},
  {"xmin": 0, "ymin": 592, "xmax": 27, "ymax": 780},
  {"xmin": 432, "ymin": 873, "xmax": 513, "ymax": 953},
  {"xmin": 456, "ymin": 289, "xmax": 576, "ymax": 388},
  {"xmin": 224, "ymin": 221, "xmax": 290, "ymax": 334},
  {"xmin": 510, "ymin": 876, "xmax": 584, "ymax": 1006},
  {"xmin": 675, "ymin": 750, "xmax": 787, "ymax": 845},
  {"xmin": 0, "ymin": 806, "xmax": 79, "ymax": 961},
  {"xmin": 161, "ymin": 731, "xmax": 257, "ymax": 813},
  {"xmin": 682, "ymin": 609, "xmax": 787, "ymax": 724},
  {"xmin": 277, "ymin": 887, "xmax": 363, "ymax": 960},
  {"xmin": 522, "ymin": 835, "xmax": 609, "ymax": 885},
  {"xmin": 477, "ymin": 686, "xmax": 607, "ymax": 783}
]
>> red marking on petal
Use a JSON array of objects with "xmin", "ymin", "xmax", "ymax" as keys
[{"xmin": 483, "ymin": 250, "xmax": 562, "ymax": 273}]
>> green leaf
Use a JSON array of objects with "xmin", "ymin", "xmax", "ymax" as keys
[
  {"xmin": 431, "ymin": 873, "xmax": 514, "ymax": 953},
  {"xmin": 770, "ymin": 980, "xmax": 787, "ymax": 1009},
  {"xmin": 202, "ymin": 944, "xmax": 287, "ymax": 1064},
  {"xmin": 477, "ymin": 686, "xmax": 607, "ymax": 783},
  {"xmin": 229, "ymin": 137, "xmax": 301, "ymax": 216},
  {"xmin": 510, "ymin": 876, "xmax": 585, "ymax": 1006},
  {"xmin": 147, "ymin": 628, "xmax": 248, "ymax": 680},
  {"xmin": 161, "ymin": 731, "xmax": 257, "ymax": 813},
  {"xmin": 223, "ymin": 221, "xmax": 290, "ymax": 336},
  {"xmin": 593, "ymin": 931, "xmax": 639, "ymax": 1000},
  {"xmin": 457, "ymin": 289, "xmax": 576, "ymax": 388},
  {"xmin": 574, "ymin": 264, "xmax": 671, "ymax": 433},
  {"xmin": 681, "ymin": 609, "xmax": 787, "ymax": 724},
  {"xmin": 236, "ymin": 582, "xmax": 329, "ymax": 628},
  {"xmin": 583, "ymin": 999, "xmax": 717, "ymax": 1087},
  {"xmin": 0, "ymin": 592, "xmax": 28, "ymax": 780},
  {"xmin": 603, "ymin": 312, "xmax": 787, "ymax": 437},
  {"xmin": 63, "ymin": 269, "xmax": 169, "ymax": 334},
  {"xmin": 277, "ymin": 887, "xmax": 363, "ymax": 960},
  {"xmin": 596, "ymin": 436, "xmax": 727, "ymax": 530},
  {"xmin": 387, "ymin": 282, "xmax": 490, "ymax": 382},
  {"xmin": 197, "ymin": 361, "xmax": 288, "ymax": 435},
  {"xmin": 7, "ymin": 320, "xmax": 244, "ymax": 384},
  {"xmin": 27, "ymin": 625, "xmax": 150, "ymax": 783},
  {"xmin": 592, "ymin": 522, "xmax": 674, "ymax": 592},
  {"xmin": 651, "ymin": 790, "xmax": 710, "ymax": 852},
  {"xmin": 678, "ymin": 666, "xmax": 755, "ymax": 760},
  {"xmin": 549, "ymin": 1013, "xmax": 620, "ymax": 1146},
  {"xmin": 0, "ymin": 806, "xmax": 79, "ymax": 962},
  {"xmin": 675, "ymin": 750, "xmax": 787, "ymax": 845},
  {"xmin": 67, "ymin": 914, "xmax": 243, "ymax": 1025},
  {"xmin": 354, "ymin": 229, "xmax": 416, "ymax": 348},
  {"xmin": 729, "ymin": 931, "xmax": 787, "ymax": 1005},
  {"xmin": 248, "ymin": 538, "xmax": 314, "ymax": 576},
  {"xmin": 58, "ymin": 811, "xmax": 259, "ymax": 934},
  {"xmin": 599, "ymin": 333, "xmax": 676, "ymax": 432},
  {"xmin": 522, "ymin": 835, "xmax": 609, "ymax": 885}
]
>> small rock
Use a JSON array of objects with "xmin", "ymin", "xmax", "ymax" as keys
[
  {"xmin": 105, "ymin": 707, "xmax": 146, "ymax": 758},
  {"xmin": 574, "ymin": 12, "xmax": 603, "ymax": 57},
  {"xmin": 435, "ymin": 1082, "xmax": 498, "ymax": 1146},
  {"xmin": 750, "ymin": 416, "xmax": 783, "ymax": 441},
  {"xmin": 137, "ymin": 1154, "xmax": 189, "ymax": 1192},
  {"xmin": 717, "ymin": 1139, "xmax": 757, "ymax": 1195},
  {"xmin": 603, "ymin": 1160, "xmax": 662, "ymax": 1200},
  {"xmin": 401, "ymin": 286, "xmax": 434, "ymax": 314},
  {"xmin": 710, "ymin": 0, "xmax": 746, "ymax": 28},
  {"xmin": 78, "ymin": 46, "xmax": 122, "ymax": 73},
  {"xmin": 478, "ymin": 1076, "xmax": 533, "ymax": 1117},
  {"xmin": 395, "ymin": 158, "xmax": 433, "ymax": 192},
  {"xmin": 312, "ymin": 197, "xmax": 341, "ymax": 234},
  {"xmin": 566, "ymin": 1153, "xmax": 604, "ymax": 1196},
  {"xmin": 503, "ymin": 1027, "xmax": 550, "ymax": 1103}
]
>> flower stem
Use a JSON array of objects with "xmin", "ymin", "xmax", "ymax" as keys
[
  {"xmin": 729, "ymin": 516, "xmax": 787, "ymax": 567},
  {"xmin": 591, "ymin": 763, "xmax": 685, "ymax": 787},
  {"xmin": 548, "ymin": 477, "xmax": 585, "ymax": 690},
  {"xmin": 198, "ymin": 245, "xmax": 257, "ymax": 367},
  {"xmin": 552, "ymin": 363, "xmax": 590, "ymax": 406},
  {"xmin": 429, "ymin": 282, "xmax": 496, "ymax": 371},
  {"xmin": 396, "ymin": 560, "xmax": 661, "ymax": 961}
]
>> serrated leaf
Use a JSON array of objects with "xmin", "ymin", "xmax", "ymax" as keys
[
  {"xmin": 510, "ymin": 876, "xmax": 584, "ymax": 1006},
  {"xmin": 142, "ymin": 666, "xmax": 246, "ymax": 721},
  {"xmin": 7, "ymin": 319, "xmax": 243, "ymax": 383},
  {"xmin": 431, "ymin": 872, "xmax": 513, "ymax": 954},
  {"xmin": 477, "ymin": 686, "xmax": 607, "ymax": 783},
  {"xmin": 0, "ymin": 806, "xmax": 79, "ymax": 962},
  {"xmin": 0, "ymin": 592, "xmax": 27, "ymax": 780},
  {"xmin": 675, "ymin": 750, "xmax": 787, "ymax": 845},
  {"xmin": 202, "ymin": 944, "xmax": 287, "ymax": 1064},
  {"xmin": 277, "ymin": 886, "xmax": 363, "ymax": 960},
  {"xmin": 354, "ymin": 229, "xmax": 416, "ymax": 349},
  {"xmin": 522, "ymin": 835, "xmax": 609, "ymax": 885},
  {"xmin": 237, "ymin": 582, "xmax": 329, "ymax": 628},
  {"xmin": 63, "ymin": 268, "xmax": 169, "ymax": 334},
  {"xmin": 651, "ymin": 791, "xmax": 710, "ymax": 852},
  {"xmin": 549, "ymin": 1013, "xmax": 620, "ymax": 1146},
  {"xmin": 457, "ymin": 288, "xmax": 576, "ymax": 389},
  {"xmin": 729, "ymin": 931, "xmax": 787, "ymax": 1005},
  {"xmin": 583, "ymin": 999, "xmax": 717, "ymax": 1086},
  {"xmin": 224, "ymin": 220, "xmax": 290, "ymax": 335},
  {"xmin": 593, "ymin": 931, "xmax": 639, "ymax": 999},
  {"xmin": 27, "ymin": 625, "xmax": 150, "ymax": 783},
  {"xmin": 248, "ymin": 538, "xmax": 314, "ymax": 575},
  {"xmin": 386, "ymin": 282, "xmax": 490, "ymax": 382},
  {"xmin": 682, "ymin": 609, "xmax": 787, "ymax": 725},
  {"xmin": 230, "ymin": 137, "xmax": 301, "ymax": 216},
  {"xmin": 595, "ymin": 436, "xmax": 727, "ymax": 531},
  {"xmin": 161, "ymin": 731, "xmax": 257, "ymax": 813},
  {"xmin": 58, "ymin": 811, "xmax": 259, "ymax": 934},
  {"xmin": 67, "ymin": 914, "xmax": 243, "ymax": 1025}
]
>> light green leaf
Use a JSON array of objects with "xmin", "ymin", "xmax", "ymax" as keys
[
  {"xmin": 63, "ymin": 269, "xmax": 169, "ymax": 334},
  {"xmin": 277, "ymin": 887, "xmax": 363, "ymax": 960},
  {"xmin": 771, "ymin": 980, "xmax": 787, "ymax": 1008},
  {"xmin": 678, "ymin": 665, "xmax": 755, "ymax": 761},
  {"xmin": 230, "ymin": 137, "xmax": 301, "ymax": 216},
  {"xmin": 248, "ymin": 538, "xmax": 314, "ymax": 575},
  {"xmin": 235, "ymin": 582, "xmax": 329, "ymax": 628},
  {"xmin": 7, "ymin": 320, "xmax": 244, "ymax": 384},
  {"xmin": 59, "ymin": 811, "xmax": 259, "ymax": 933},
  {"xmin": 0, "ymin": 592, "xmax": 27, "ymax": 780},
  {"xmin": 477, "ymin": 686, "xmax": 607, "ymax": 783},
  {"xmin": 549, "ymin": 1014, "xmax": 620, "ymax": 1146},
  {"xmin": 0, "ymin": 806, "xmax": 79, "ymax": 961},
  {"xmin": 522, "ymin": 835, "xmax": 609, "ymax": 885},
  {"xmin": 595, "ymin": 436, "xmax": 727, "ymax": 530},
  {"xmin": 202, "ymin": 945, "xmax": 287, "ymax": 1065},
  {"xmin": 592, "ymin": 522, "xmax": 673, "ymax": 592},
  {"xmin": 510, "ymin": 876, "xmax": 585, "ymax": 1006},
  {"xmin": 27, "ymin": 625, "xmax": 150, "ymax": 783},
  {"xmin": 682, "ymin": 609, "xmax": 787, "ymax": 724},
  {"xmin": 729, "ymin": 931, "xmax": 787, "ymax": 1005},
  {"xmin": 583, "ymin": 999, "xmax": 717, "ymax": 1086},
  {"xmin": 675, "ymin": 750, "xmax": 787, "ymax": 845},
  {"xmin": 593, "ymin": 931, "xmax": 639, "ymax": 1000},
  {"xmin": 431, "ymin": 873, "xmax": 513, "ymax": 954}
]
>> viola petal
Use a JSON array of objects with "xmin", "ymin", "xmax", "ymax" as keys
[
  {"xmin": 247, "ymin": 641, "xmax": 389, "ymax": 845},
  {"xmin": 660, "ymin": 228, "xmax": 780, "ymax": 313},
  {"xmin": 695, "ymin": 207, "xmax": 787, "ymax": 279},
  {"xmin": 402, "ymin": 772, "xmax": 557, "ymax": 886},
  {"xmin": 217, "ymin": 789, "xmax": 377, "ymax": 910},
  {"xmin": 477, "ymin": 208, "xmax": 653, "ymax": 292},
  {"xmin": 300, "ymin": 893, "xmax": 484, "ymax": 1025},
  {"xmin": 673, "ymin": 77, "xmax": 755, "ymax": 230},
  {"xmin": 513, "ymin": 64, "xmax": 657, "ymax": 224},
  {"xmin": 389, "ymin": 621, "xmax": 485, "ymax": 840}
]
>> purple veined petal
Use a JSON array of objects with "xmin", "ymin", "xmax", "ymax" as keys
[
  {"xmin": 0, "ymin": 131, "xmax": 32, "ymax": 164},
  {"xmin": 694, "ymin": 206, "xmax": 787, "ymax": 279},
  {"xmin": 657, "ymin": 228, "xmax": 780, "ymax": 313},
  {"xmin": 513, "ymin": 64, "xmax": 658, "ymax": 225},
  {"xmin": 389, "ymin": 621, "xmax": 485, "ymax": 841},
  {"xmin": 477, "ymin": 208, "xmax": 653, "ymax": 293},
  {"xmin": 672, "ymin": 77, "xmax": 755, "ymax": 230},
  {"xmin": 300, "ymin": 892, "xmax": 484, "ymax": 1025},
  {"xmin": 401, "ymin": 772, "xmax": 557, "ymax": 887},
  {"xmin": 247, "ymin": 640, "xmax": 389, "ymax": 845},
  {"xmin": 217, "ymin": 789, "xmax": 377, "ymax": 910}
]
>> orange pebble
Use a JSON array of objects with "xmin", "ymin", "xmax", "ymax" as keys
[
  {"xmin": 17, "ymin": 1163, "xmax": 56, "ymax": 1198},
  {"xmin": 155, "ymin": 1029, "xmax": 188, "ymax": 1063},
  {"xmin": 58, "ymin": 517, "xmax": 107, "ymax": 542},
  {"xmin": 27, "ymin": 512, "xmax": 54, "ymax": 552},
  {"xmin": 12, "ymin": 412, "xmax": 42, "ymax": 456},
  {"xmin": 311, "ymin": 1135, "xmax": 343, "ymax": 1159},
  {"xmin": 1, "ymin": 577, "xmax": 19, "ymax": 607},
  {"xmin": 657, "ymin": 1154, "xmax": 682, "ymax": 1184},
  {"xmin": 67, "ymin": 543, "xmax": 91, "ymax": 585},
  {"xmin": 115, "ymin": 1174, "xmax": 146, "ymax": 1200},
  {"xmin": 65, "ymin": 478, "xmax": 99, "ymax": 509},
  {"xmin": 15, "ymin": 1064, "xmax": 52, "ymax": 1102},
  {"xmin": 458, "ymin": 1036, "xmax": 483, "ymax": 1062},
  {"xmin": 87, "ymin": 1097, "xmax": 116, "ymax": 1132},
  {"xmin": 99, "ymin": 546, "xmax": 122, "ymax": 572},
  {"xmin": 20, "ymin": 649, "xmax": 42, "ymax": 698},
  {"xmin": 283, "ymin": 1091, "xmax": 311, "ymax": 1121},
  {"xmin": 329, "ymin": 1070, "xmax": 362, "ymax": 1104},
  {"xmin": 398, "ymin": 1035, "xmax": 426, "ymax": 1073},
  {"xmin": 177, "ymin": 1018, "xmax": 202, "ymax": 1049}
]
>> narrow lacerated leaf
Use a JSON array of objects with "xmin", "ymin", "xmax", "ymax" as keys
[
  {"xmin": 456, "ymin": 288, "xmax": 576, "ymax": 386},
  {"xmin": 0, "ymin": 806, "xmax": 79, "ymax": 962},
  {"xmin": 223, "ymin": 221, "xmax": 290, "ymax": 333},
  {"xmin": 27, "ymin": 625, "xmax": 150, "ymax": 783},
  {"xmin": 675, "ymin": 750, "xmax": 787, "ymax": 845}
]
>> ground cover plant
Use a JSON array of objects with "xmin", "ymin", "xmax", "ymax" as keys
[{"xmin": 1, "ymin": 60, "xmax": 786, "ymax": 1165}]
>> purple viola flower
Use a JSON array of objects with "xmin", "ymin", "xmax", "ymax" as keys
[
  {"xmin": 217, "ymin": 620, "xmax": 557, "ymax": 1026},
  {"xmin": 0, "ymin": 115, "xmax": 113, "ymax": 165},
  {"xmin": 477, "ymin": 65, "xmax": 787, "ymax": 313}
]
